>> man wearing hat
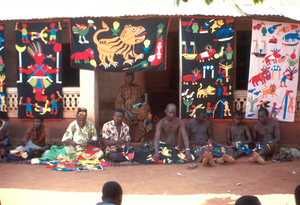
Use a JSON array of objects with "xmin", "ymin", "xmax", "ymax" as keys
[{"xmin": 62, "ymin": 107, "xmax": 98, "ymax": 154}]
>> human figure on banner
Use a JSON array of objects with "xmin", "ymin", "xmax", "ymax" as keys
[
  {"xmin": 19, "ymin": 97, "xmax": 35, "ymax": 118},
  {"xmin": 115, "ymin": 72, "xmax": 152, "ymax": 142},
  {"xmin": 249, "ymin": 107, "xmax": 280, "ymax": 165},
  {"xmin": 15, "ymin": 23, "xmax": 31, "ymax": 44},
  {"xmin": 18, "ymin": 42, "xmax": 59, "ymax": 102},
  {"xmin": 44, "ymin": 22, "xmax": 62, "ymax": 45},
  {"xmin": 152, "ymin": 103, "xmax": 193, "ymax": 163},
  {"xmin": 47, "ymin": 92, "xmax": 62, "ymax": 115},
  {"xmin": 102, "ymin": 108, "xmax": 132, "ymax": 162}
]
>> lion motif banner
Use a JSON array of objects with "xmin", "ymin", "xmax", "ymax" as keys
[
  {"xmin": 69, "ymin": 18, "xmax": 170, "ymax": 72},
  {"xmin": 246, "ymin": 20, "xmax": 300, "ymax": 122},
  {"xmin": 180, "ymin": 16, "xmax": 235, "ymax": 120},
  {"xmin": 0, "ymin": 23, "xmax": 7, "ymax": 119},
  {"xmin": 15, "ymin": 21, "xmax": 63, "ymax": 119}
]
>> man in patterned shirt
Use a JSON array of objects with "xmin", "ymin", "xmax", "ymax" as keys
[
  {"xmin": 62, "ymin": 107, "xmax": 97, "ymax": 154},
  {"xmin": 102, "ymin": 108, "xmax": 131, "ymax": 162}
]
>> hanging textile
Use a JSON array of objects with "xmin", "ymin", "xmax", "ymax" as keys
[
  {"xmin": 15, "ymin": 21, "xmax": 63, "ymax": 119},
  {"xmin": 246, "ymin": 20, "xmax": 300, "ymax": 122},
  {"xmin": 69, "ymin": 18, "xmax": 170, "ymax": 72},
  {"xmin": 180, "ymin": 17, "xmax": 235, "ymax": 119},
  {"xmin": 0, "ymin": 24, "xmax": 7, "ymax": 119}
]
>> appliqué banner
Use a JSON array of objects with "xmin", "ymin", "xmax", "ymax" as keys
[
  {"xmin": 246, "ymin": 20, "xmax": 300, "ymax": 122},
  {"xmin": 69, "ymin": 18, "xmax": 170, "ymax": 72},
  {"xmin": 15, "ymin": 21, "xmax": 63, "ymax": 119},
  {"xmin": 180, "ymin": 16, "xmax": 235, "ymax": 120},
  {"xmin": 0, "ymin": 23, "xmax": 7, "ymax": 119}
]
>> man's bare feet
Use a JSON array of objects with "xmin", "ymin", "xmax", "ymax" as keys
[
  {"xmin": 253, "ymin": 152, "xmax": 266, "ymax": 165},
  {"xmin": 216, "ymin": 156, "xmax": 224, "ymax": 164},
  {"xmin": 202, "ymin": 151, "xmax": 209, "ymax": 166},
  {"xmin": 208, "ymin": 152, "xmax": 216, "ymax": 167},
  {"xmin": 249, "ymin": 152, "xmax": 266, "ymax": 165},
  {"xmin": 202, "ymin": 151, "xmax": 216, "ymax": 167},
  {"xmin": 223, "ymin": 154, "xmax": 235, "ymax": 163}
]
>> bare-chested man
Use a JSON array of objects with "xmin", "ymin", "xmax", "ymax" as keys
[
  {"xmin": 226, "ymin": 110, "xmax": 253, "ymax": 159},
  {"xmin": 249, "ymin": 107, "xmax": 280, "ymax": 165},
  {"xmin": 153, "ymin": 103, "xmax": 192, "ymax": 162},
  {"xmin": 186, "ymin": 109, "xmax": 234, "ymax": 166},
  {"xmin": 185, "ymin": 109, "xmax": 215, "ymax": 166}
]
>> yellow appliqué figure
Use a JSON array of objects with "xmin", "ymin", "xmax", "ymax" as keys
[
  {"xmin": 159, "ymin": 147, "xmax": 171, "ymax": 157},
  {"xmin": 177, "ymin": 152, "xmax": 186, "ymax": 160},
  {"xmin": 223, "ymin": 101, "xmax": 231, "ymax": 117},
  {"xmin": 197, "ymin": 83, "xmax": 216, "ymax": 98},
  {"xmin": 93, "ymin": 21, "xmax": 146, "ymax": 69}
]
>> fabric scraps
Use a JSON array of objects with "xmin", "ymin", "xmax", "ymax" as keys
[{"xmin": 192, "ymin": 141, "xmax": 253, "ymax": 158}]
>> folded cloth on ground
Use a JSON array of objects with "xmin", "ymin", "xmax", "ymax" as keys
[
  {"xmin": 192, "ymin": 141, "xmax": 253, "ymax": 158},
  {"xmin": 133, "ymin": 144, "xmax": 192, "ymax": 164}
]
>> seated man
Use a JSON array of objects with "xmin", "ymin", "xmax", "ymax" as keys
[
  {"xmin": 62, "ymin": 107, "xmax": 98, "ymax": 156},
  {"xmin": 0, "ymin": 118, "xmax": 14, "ymax": 158},
  {"xmin": 186, "ymin": 109, "xmax": 234, "ymax": 166},
  {"xmin": 16, "ymin": 118, "xmax": 51, "ymax": 157},
  {"xmin": 225, "ymin": 110, "xmax": 253, "ymax": 160},
  {"xmin": 115, "ymin": 72, "xmax": 151, "ymax": 142},
  {"xmin": 249, "ymin": 107, "xmax": 280, "ymax": 165},
  {"xmin": 186, "ymin": 109, "xmax": 215, "ymax": 166},
  {"xmin": 102, "ymin": 108, "xmax": 131, "ymax": 162},
  {"xmin": 96, "ymin": 181, "xmax": 123, "ymax": 205},
  {"xmin": 153, "ymin": 103, "xmax": 192, "ymax": 163}
]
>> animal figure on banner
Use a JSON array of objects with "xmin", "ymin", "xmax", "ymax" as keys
[
  {"xmin": 196, "ymin": 45, "xmax": 216, "ymax": 62},
  {"xmin": 181, "ymin": 17, "xmax": 235, "ymax": 119},
  {"xmin": 93, "ymin": 21, "xmax": 146, "ymax": 69},
  {"xmin": 246, "ymin": 21, "xmax": 300, "ymax": 121},
  {"xmin": 249, "ymin": 66, "xmax": 271, "ymax": 87},
  {"xmin": 182, "ymin": 68, "xmax": 202, "ymax": 85},
  {"xmin": 72, "ymin": 19, "xmax": 97, "ymax": 44},
  {"xmin": 71, "ymin": 48, "xmax": 95, "ymax": 63}
]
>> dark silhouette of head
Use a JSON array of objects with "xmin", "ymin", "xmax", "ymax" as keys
[
  {"xmin": 102, "ymin": 181, "xmax": 123, "ymax": 205},
  {"xmin": 235, "ymin": 195, "xmax": 261, "ymax": 205},
  {"xmin": 234, "ymin": 110, "xmax": 244, "ymax": 118},
  {"xmin": 258, "ymin": 107, "xmax": 269, "ymax": 116},
  {"xmin": 295, "ymin": 184, "xmax": 300, "ymax": 205}
]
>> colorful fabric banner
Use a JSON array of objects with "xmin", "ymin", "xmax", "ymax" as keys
[
  {"xmin": 246, "ymin": 20, "xmax": 300, "ymax": 122},
  {"xmin": 15, "ymin": 21, "xmax": 63, "ymax": 119},
  {"xmin": 0, "ymin": 24, "xmax": 7, "ymax": 119},
  {"xmin": 180, "ymin": 17, "xmax": 235, "ymax": 119},
  {"xmin": 69, "ymin": 18, "xmax": 170, "ymax": 72}
]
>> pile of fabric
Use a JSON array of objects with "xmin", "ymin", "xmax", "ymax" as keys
[{"xmin": 33, "ymin": 146, "xmax": 109, "ymax": 172}]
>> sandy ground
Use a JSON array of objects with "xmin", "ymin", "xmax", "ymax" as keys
[{"xmin": 0, "ymin": 157, "xmax": 299, "ymax": 205}]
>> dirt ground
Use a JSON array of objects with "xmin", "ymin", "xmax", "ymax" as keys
[{"xmin": 0, "ymin": 157, "xmax": 299, "ymax": 205}]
